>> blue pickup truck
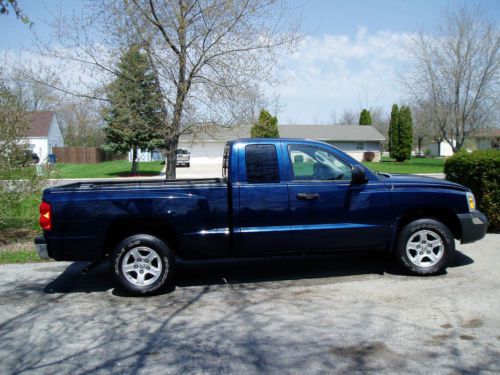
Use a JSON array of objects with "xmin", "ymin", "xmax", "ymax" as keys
[{"xmin": 36, "ymin": 138, "xmax": 488, "ymax": 295}]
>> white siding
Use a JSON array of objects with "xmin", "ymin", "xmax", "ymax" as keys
[
  {"xmin": 428, "ymin": 141, "xmax": 454, "ymax": 157},
  {"xmin": 27, "ymin": 137, "xmax": 49, "ymax": 162},
  {"xmin": 178, "ymin": 140, "xmax": 225, "ymax": 165}
]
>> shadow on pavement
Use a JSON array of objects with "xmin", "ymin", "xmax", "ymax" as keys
[{"xmin": 43, "ymin": 250, "xmax": 473, "ymax": 295}]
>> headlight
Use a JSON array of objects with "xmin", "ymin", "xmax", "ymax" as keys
[{"xmin": 466, "ymin": 192, "xmax": 476, "ymax": 212}]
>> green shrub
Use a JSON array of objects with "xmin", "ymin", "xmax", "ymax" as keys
[{"xmin": 444, "ymin": 150, "xmax": 499, "ymax": 232}]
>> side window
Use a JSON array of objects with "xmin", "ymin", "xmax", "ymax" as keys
[
  {"xmin": 245, "ymin": 144, "xmax": 280, "ymax": 183},
  {"xmin": 289, "ymin": 144, "xmax": 352, "ymax": 181}
]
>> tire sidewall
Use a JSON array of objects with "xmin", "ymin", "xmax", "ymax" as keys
[
  {"xmin": 396, "ymin": 219, "xmax": 455, "ymax": 275},
  {"xmin": 112, "ymin": 234, "xmax": 174, "ymax": 295}
]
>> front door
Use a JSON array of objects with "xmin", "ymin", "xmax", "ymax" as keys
[
  {"xmin": 234, "ymin": 143, "xmax": 292, "ymax": 255},
  {"xmin": 286, "ymin": 143, "xmax": 391, "ymax": 252}
]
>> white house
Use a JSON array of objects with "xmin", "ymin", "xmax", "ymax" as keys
[
  {"xmin": 132, "ymin": 124, "xmax": 386, "ymax": 165},
  {"xmin": 23, "ymin": 111, "xmax": 64, "ymax": 162}
]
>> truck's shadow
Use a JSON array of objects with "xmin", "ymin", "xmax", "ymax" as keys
[{"xmin": 43, "ymin": 250, "xmax": 474, "ymax": 295}]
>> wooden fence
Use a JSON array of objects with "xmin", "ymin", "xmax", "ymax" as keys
[{"xmin": 52, "ymin": 147, "xmax": 126, "ymax": 164}]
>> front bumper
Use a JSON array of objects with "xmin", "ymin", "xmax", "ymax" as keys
[
  {"xmin": 457, "ymin": 211, "xmax": 488, "ymax": 244},
  {"xmin": 34, "ymin": 235, "xmax": 50, "ymax": 259}
]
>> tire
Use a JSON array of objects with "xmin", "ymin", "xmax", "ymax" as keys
[
  {"xmin": 395, "ymin": 218, "xmax": 455, "ymax": 275},
  {"xmin": 186, "ymin": 163, "xmax": 190, "ymax": 168},
  {"xmin": 111, "ymin": 234, "xmax": 175, "ymax": 296}
]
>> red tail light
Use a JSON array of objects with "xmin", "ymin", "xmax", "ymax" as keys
[{"xmin": 39, "ymin": 201, "xmax": 52, "ymax": 231}]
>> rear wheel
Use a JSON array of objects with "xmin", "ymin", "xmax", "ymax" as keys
[
  {"xmin": 111, "ymin": 234, "xmax": 174, "ymax": 296},
  {"xmin": 395, "ymin": 218, "xmax": 455, "ymax": 275}
]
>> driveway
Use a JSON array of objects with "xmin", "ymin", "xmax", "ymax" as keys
[{"xmin": 0, "ymin": 235, "xmax": 499, "ymax": 374}]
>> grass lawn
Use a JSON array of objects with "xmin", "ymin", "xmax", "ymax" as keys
[
  {"xmin": 0, "ymin": 229, "xmax": 45, "ymax": 265},
  {"xmin": 0, "ymin": 194, "xmax": 47, "ymax": 264},
  {"xmin": 363, "ymin": 156, "xmax": 445, "ymax": 174},
  {"xmin": 57, "ymin": 160, "xmax": 164, "ymax": 178},
  {"xmin": 0, "ymin": 247, "xmax": 43, "ymax": 265}
]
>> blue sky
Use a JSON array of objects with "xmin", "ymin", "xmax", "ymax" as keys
[{"xmin": 2, "ymin": 0, "xmax": 499, "ymax": 123}]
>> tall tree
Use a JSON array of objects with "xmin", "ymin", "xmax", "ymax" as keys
[
  {"xmin": 388, "ymin": 104, "xmax": 399, "ymax": 160},
  {"xmin": 398, "ymin": 106, "xmax": 413, "ymax": 161},
  {"xmin": 412, "ymin": 100, "xmax": 439, "ymax": 155},
  {"xmin": 38, "ymin": 0, "xmax": 300, "ymax": 178},
  {"xmin": 405, "ymin": 5, "xmax": 500, "ymax": 152},
  {"xmin": 359, "ymin": 109, "xmax": 372, "ymax": 125},
  {"xmin": 251, "ymin": 109, "xmax": 279, "ymax": 138},
  {"xmin": 59, "ymin": 98, "xmax": 105, "ymax": 147},
  {"xmin": 335, "ymin": 108, "xmax": 358, "ymax": 125},
  {"xmin": 104, "ymin": 45, "xmax": 164, "ymax": 175}
]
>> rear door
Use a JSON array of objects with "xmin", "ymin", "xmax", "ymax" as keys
[
  {"xmin": 233, "ymin": 142, "xmax": 292, "ymax": 255},
  {"xmin": 286, "ymin": 143, "xmax": 392, "ymax": 252}
]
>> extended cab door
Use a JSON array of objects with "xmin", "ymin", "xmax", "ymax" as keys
[
  {"xmin": 232, "ymin": 142, "xmax": 292, "ymax": 255},
  {"xmin": 285, "ymin": 143, "xmax": 392, "ymax": 252}
]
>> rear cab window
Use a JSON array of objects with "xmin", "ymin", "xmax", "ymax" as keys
[{"xmin": 245, "ymin": 144, "xmax": 280, "ymax": 183}]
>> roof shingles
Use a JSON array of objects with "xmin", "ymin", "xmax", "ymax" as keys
[
  {"xmin": 181, "ymin": 124, "xmax": 386, "ymax": 142},
  {"xmin": 23, "ymin": 111, "xmax": 54, "ymax": 138},
  {"xmin": 278, "ymin": 124, "xmax": 386, "ymax": 141}
]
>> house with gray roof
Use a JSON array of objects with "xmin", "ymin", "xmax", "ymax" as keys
[
  {"xmin": 278, "ymin": 125, "xmax": 385, "ymax": 162},
  {"xmin": 134, "ymin": 124, "xmax": 385, "ymax": 164}
]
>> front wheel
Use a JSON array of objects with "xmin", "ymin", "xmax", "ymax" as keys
[
  {"xmin": 111, "ymin": 234, "xmax": 175, "ymax": 296},
  {"xmin": 395, "ymin": 219, "xmax": 455, "ymax": 275}
]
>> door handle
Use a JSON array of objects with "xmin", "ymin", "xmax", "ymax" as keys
[{"xmin": 296, "ymin": 192, "xmax": 320, "ymax": 200}]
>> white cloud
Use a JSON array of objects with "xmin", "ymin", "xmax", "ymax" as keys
[{"xmin": 269, "ymin": 27, "xmax": 414, "ymax": 123}]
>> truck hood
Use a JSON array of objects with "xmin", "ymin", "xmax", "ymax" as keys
[{"xmin": 382, "ymin": 173, "xmax": 468, "ymax": 191}]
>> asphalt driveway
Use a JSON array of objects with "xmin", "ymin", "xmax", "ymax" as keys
[{"xmin": 0, "ymin": 235, "xmax": 499, "ymax": 374}]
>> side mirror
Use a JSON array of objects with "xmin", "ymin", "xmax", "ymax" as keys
[{"xmin": 351, "ymin": 165, "xmax": 367, "ymax": 184}]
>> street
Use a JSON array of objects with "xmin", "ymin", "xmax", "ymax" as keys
[{"xmin": 0, "ymin": 235, "xmax": 499, "ymax": 374}]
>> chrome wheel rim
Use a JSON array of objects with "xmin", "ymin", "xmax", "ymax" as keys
[
  {"xmin": 406, "ymin": 230, "xmax": 444, "ymax": 268},
  {"xmin": 121, "ymin": 247, "xmax": 163, "ymax": 286}
]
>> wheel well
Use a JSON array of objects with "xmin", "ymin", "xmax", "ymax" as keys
[
  {"xmin": 397, "ymin": 208, "xmax": 462, "ymax": 241},
  {"xmin": 102, "ymin": 218, "xmax": 178, "ymax": 258}
]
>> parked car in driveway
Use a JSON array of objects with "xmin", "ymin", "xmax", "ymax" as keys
[
  {"xmin": 175, "ymin": 149, "xmax": 190, "ymax": 167},
  {"xmin": 17, "ymin": 149, "xmax": 40, "ymax": 166},
  {"xmin": 35, "ymin": 138, "xmax": 488, "ymax": 295}
]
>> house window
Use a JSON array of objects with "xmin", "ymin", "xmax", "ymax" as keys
[{"xmin": 356, "ymin": 142, "xmax": 365, "ymax": 150}]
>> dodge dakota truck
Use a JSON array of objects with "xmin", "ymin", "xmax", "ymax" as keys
[{"xmin": 35, "ymin": 138, "xmax": 488, "ymax": 295}]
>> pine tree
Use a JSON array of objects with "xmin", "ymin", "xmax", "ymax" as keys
[
  {"xmin": 104, "ymin": 45, "xmax": 164, "ymax": 175},
  {"xmin": 388, "ymin": 104, "xmax": 413, "ymax": 162},
  {"xmin": 359, "ymin": 109, "xmax": 372, "ymax": 125},
  {"xmin": 398, "ymin": 106, "xmax": 413, "ymax": 161},
  {"xmin": 388, "ymin": 104, "xmax": 399, "ymax": 159},
  {"xmin": 250, "ymin": 109, "xmax": 279, "ymax": 138}
]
